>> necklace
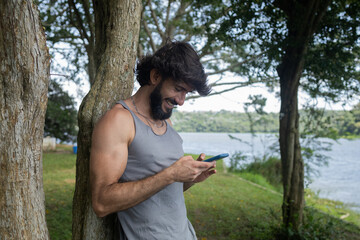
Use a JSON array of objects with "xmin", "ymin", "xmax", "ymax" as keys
[{"xmin": 131, "ymin": 96, "xmax": 165, "ymax": 128}]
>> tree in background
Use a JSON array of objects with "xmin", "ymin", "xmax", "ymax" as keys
[
  {"xmin": 214, "ymin": 0, "xmax": 360, "ymax": 231},
  {"xmin": 335, "ymin": 102, "xmax": 360, "ymax": 136},
  {"xmin": 45, "ymin": 80, "xmax": 78, "ymax": 143},
  {"xmin": 0, "ymin": 0, "xmax": 50, "ymax": 238},
  {"xmin": 36, "ymin": 0, "xmax": 96, "ymax": 86},
  {"xmin": 349, "ymin": 103, "xmax": 360, "ymax": 135},
  {"xmin": 71, "ymin": 1, "xmax": 142, "ymax": 239}
]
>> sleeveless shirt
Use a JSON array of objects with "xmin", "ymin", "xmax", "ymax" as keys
[{"xmin": 115, "ymin": 100, "xmax": 197, "ymax": 240}]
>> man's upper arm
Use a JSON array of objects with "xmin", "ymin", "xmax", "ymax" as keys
[{"xmin": 90, "ymin": 107, "xmax": 134, "ymax": 203}]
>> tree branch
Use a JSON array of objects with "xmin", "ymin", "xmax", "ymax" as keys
[
  {"xmin": 309, "ymin": 0, "xmax": 331, "ymax": 36},
  {"xmin": 142, "ymin": 11, "xmax": 157, "ymax": 53},
  {"xmin": 186, "ymin": 84, "xmax": 247, "ymax": 100},
  {"xmin": 187, "ymin": 77, "xmax": 277, "ymax": 100},
  {"xmin": 68, "ymin": 0, "xmax": 90, "ymax": 44},
  {"xmin": 148, "ymin": 0, "xmax": 165, "ymax": 40},
  {"xmin": 165, "ymin": 1, "xmax": 191, "ymax": 41},
  {"xmin": 50, "ymin": 73, "xmax": 71, "ymax": 79},
  {"xmin": 207, "ymin": 52, "xmax": 265, "ymax": 76},
  {"xmin": 80, "ymin": 0, "xmax": 95, "ymax": 43},
  {"xmin": 199, "ymin": 44, "xmax": 223, "ymax": 59},
  {"xmin": 164, "ymin": 0, "xmax": 173, "ymax": 29},
  {"xmin": 201, "ymin": 57, "xmax": 225, "ymax": 64}
]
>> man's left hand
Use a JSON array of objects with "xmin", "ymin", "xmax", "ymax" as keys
[{"xmin": 192, "ymin": 153, "xmax": 217, "ymax": 183}]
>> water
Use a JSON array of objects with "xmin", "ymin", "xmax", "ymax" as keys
[{"xmin": 179, "ymin": 132, "xmax": 360, "ymax": 212}]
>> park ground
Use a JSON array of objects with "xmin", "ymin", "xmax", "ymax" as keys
[{"xmin": 44, "ymin": 145, "xmax": 360, "ymax": 240}]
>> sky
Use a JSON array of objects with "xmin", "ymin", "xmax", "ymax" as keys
[{"xmin": 63, "ymin": 75, "xmax": 357, "ymax": 114}]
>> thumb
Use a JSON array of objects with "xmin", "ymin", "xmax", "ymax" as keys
[{"xmin": 197, "ymin": 153, "xmax": 205, "ymax": 161}]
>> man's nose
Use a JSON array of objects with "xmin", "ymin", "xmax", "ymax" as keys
[{"xmin": 176, "ymin": 92, "xmax": 186, "ymax": 106}]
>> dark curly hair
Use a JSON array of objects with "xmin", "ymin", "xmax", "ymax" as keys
[{"xmin": 135, "ymin": 41, "xmax": 211, "ymax": 96}]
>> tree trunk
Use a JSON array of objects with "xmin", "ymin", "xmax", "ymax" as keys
[
  {"xmin": 275, "ymin": 0, "xmax": 331, "ymax": 230},
  {"xmin": 72, "ymin": 1, "xmax": 142, "ymax": 239},
  {"xmin": 87, "ymin": 44, "xmax": 96, "ymax": 86},
  {"xmin": 0, "ymin": 0, "xmax": 50, "ymax": 239},
  {"xmin": 278, "ymin": 55, "xmax": 305, "ymax": 230}
]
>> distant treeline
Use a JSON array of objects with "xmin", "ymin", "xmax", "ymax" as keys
[{"xmin": 171, "ymin": 108, "xmax": 360, "ymax": 137}]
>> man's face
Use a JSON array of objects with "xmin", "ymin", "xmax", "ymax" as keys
[{"xmin": 150, "ymin": 79, "xmax": 193, "ymax": 120}]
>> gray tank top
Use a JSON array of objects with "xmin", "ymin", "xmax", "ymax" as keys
[{"xmin": 116, "ymin": 100, "xmax": 196, "ymax": 240}]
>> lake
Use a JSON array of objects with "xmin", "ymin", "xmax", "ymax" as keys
[{"xmin": 179, "ymin": 132, "xmax": 360, "ymax": 212}]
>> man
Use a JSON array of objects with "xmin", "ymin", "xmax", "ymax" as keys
[{"xmin": 90, "ymin": 41, "xmax": 216, "ymax": 239}]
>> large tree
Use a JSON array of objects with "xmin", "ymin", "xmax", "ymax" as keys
[
  {"xmin": 276, "ymin": 0, "xmax": 330, "ymax": 229},
  {"xmin": 71, "ymin": 1, "xmax": 142, "ymax": 239},
  {"xmin": 216, "ymin": 0, "xmax": 360, "ymax": 230},
  {"xmin": 0, "ymin": 0, "xmax": 50, "ymax": 238}
]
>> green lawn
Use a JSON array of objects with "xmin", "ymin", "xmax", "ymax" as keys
[
  {"xmin": 43, "ymin": 151, "xmax": 360, "ymax": 240},
  {"xmin": 43, "ymin": 150, "xmax": 75, "ymax": 240}
]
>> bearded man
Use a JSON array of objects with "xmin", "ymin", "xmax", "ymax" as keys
[{"xmin": 90, "ymin": 41, "xmax": 216, "ymax": 240}]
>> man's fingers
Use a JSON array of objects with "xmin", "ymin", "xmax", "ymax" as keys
[
  {"xmin": 196, "ymin": 153, "xmax": 205, "ymax": 161},
  {"xmin": 194, "ymin": 160, "xmax": 215, "ymax": 170}
]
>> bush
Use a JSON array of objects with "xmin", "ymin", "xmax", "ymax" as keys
[
  {"xmin": 228, "ymin": 151, "xmax": 249, "ymax": 172},
  {"xmin": 229, "ymin": 153, "xmax": 283, "ymax": 191},
  {"xmin": 244, "ymin": 157, "xmax": 282, "ymax": 189},
  {"xmin": 273, "ymin": 207, "xmax": 353, "ymax": 240}
]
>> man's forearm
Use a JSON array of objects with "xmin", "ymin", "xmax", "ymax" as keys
[{"xmin": 93, "ymin": 167, "xmax": 175, "ymax": 217}]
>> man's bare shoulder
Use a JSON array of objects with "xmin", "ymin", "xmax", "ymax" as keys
[
  {"xmin": 97, "ymin": 103, "xmax": 132, "ymax": 126},
  {"xmin": 93, "ymin": 103, "xmax": 134, "ymax": 144}
]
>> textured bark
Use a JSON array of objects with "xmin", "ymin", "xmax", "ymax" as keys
[
  {"xmin": 278, "ymin": 59, "xmax": 305, "ymax": 229},
  {"xmin": 87, "ymin": 45, "xmax": 96, "ymax": 86},
  {"xmin": 72, "ymin": 0, "xmax": 142, "ymax": 239},
  {"xmin": 276, "ymin": 0, "xmax": 331, "ymax": 230},
  {"xmin": 0, "ymin": 0, "xmax": 50, "ymax": 239}
]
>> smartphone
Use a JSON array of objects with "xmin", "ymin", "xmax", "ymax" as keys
[{"xmin": 203, "ymin": 153, "xmax": 229, "ymax": 162}]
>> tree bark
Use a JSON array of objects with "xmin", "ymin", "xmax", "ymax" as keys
[
  {"xmin": 0, "ymin": 0, "xmax": 50, "ymax": 239},
  {"xmin": 278, "ymin": 54, "xmax": 305, "ymax": 230},
  {"xmin": 72, "ymin": 0, "xmax": 142, "ymax": 239},
  {"xmin": 276, "ymin": 0, "xmax": 331, "ymax": 230}
]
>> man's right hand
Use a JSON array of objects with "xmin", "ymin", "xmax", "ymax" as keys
[{"xmin": 167, "ymin": 155, "xmax": 215, "ymax": 183}]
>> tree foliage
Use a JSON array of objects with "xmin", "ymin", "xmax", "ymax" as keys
[
  {"xmin": 172, "ymin": 110, "xmax": 278, "ymax": 133},
  {"xmin": 45, "ymin": 80, "xmax": 78, "ymax": 143},
  {"xmin": 171, "ymin": 108, "xmax": 360, "ymax": 136},
  {"xmin": 192, "ymin": 0, "xmax": 360, "ymax": 230},
  {"xmin": 212, "ymin": 0, "xmax": 360, "ymax": 102},
  {"xmin": 36, "ymin": 0, "xmax": 359, "ymax": 103},
  {"xmin": 37, "ymin": 0, "xmax": 275, "ymax": 98},
  {"xmin": 140, "ymin": 0, "xmax": 278, "ymax": 97},
  {"xmin": 36, "ymin": 0, "xmax": 95, "ymax": 85}
]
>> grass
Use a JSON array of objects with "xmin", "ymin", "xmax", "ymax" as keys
[
  {"xmin": 43, "ymin": 150, "xmax": 360, "ymax": 240},
  {"xmin": 184, "ymin": 157, "xmax": 282, "ymax": 239},
  {"xmin": 43, "ymin": 146, "xmax": 75, "ymax": 240},
  {"xmin": 305, "ymin": 190, "xmax": 360, "ymax": 228}
]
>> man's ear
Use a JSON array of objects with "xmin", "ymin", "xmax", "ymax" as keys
[{"xmin": 149, "ymin": 69, "xmax": 161, "ymax": 85}]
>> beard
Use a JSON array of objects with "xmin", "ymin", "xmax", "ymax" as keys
[{"xmin": 150, "ymin": 82, "xmax": 174, "ymax": 120}]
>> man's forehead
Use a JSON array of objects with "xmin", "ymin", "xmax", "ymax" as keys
[{"xmin": 175, "ymin": 81, "xmax": 195, "ymax": 92}]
